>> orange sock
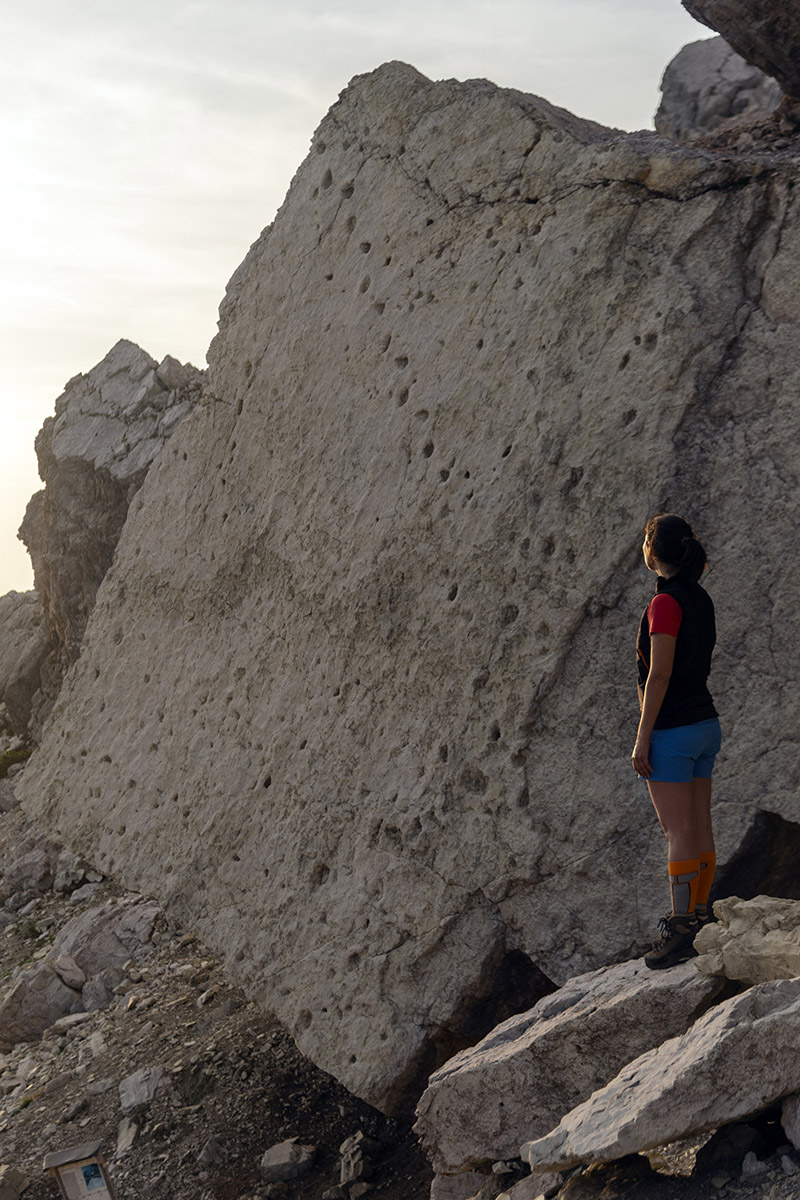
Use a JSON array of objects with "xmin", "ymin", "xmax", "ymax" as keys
[
  {"xmin": 696, "ymin": 852, "xmax": 716, "ymax": 906},
  {"xmin": 668, "ymin": 859, "xmax": 700, "ymax": 916}
]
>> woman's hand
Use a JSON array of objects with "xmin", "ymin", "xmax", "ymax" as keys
[{"xmin": 631, "ymin": 737, "xmax": 651, "ymax": 778}]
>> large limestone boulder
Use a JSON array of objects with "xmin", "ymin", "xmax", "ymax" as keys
[
  {"xmin": 17, "ymin": 340, "xmax": 203, "ymax": 732},
  {"xmin": 695, "ymin": 894, "xmax": 800, "ymax": 983},
  {"xmin": 0, "ymin": 591, "xmax": 50, "ymax": 738},
  {"xmin": 682, "ymin": 0, "xmax": 800, "ymax": 97},
  {"xmin": 522, "ymin": 977, "xmax": 800, "ymax": 1173},
  {"xmin": 18, "ymin": 62, "xmax": 800, "ymax": 1111},
  {"xmin": 415, "ymin": 959, "xmax": 721, "ymax": 1173},
  {"xmin": 656, "ymin": 37, "xmax": 782, "ymax": 143}
]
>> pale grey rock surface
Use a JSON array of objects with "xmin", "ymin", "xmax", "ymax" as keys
[
  {"xmin": 682, "ymin": 0, "xmax": 800, "ymax": 96},
  {"xmin": 430, "ymin": 1172, "xmax": 488, "ymax": 1200},
  {"xmin": 415, "ymin": 959, "xmax": 720, "ymax": 1173},
  {"xmin": 783, "ymin": 1094, "xmax": 800, "ymax": 1151},
  {"xmin": 18, "ymin": 63, "xmax": 800, "ymax": 1110},
  {"xmin": 497, "ymin": 1177, "xmax": 559, "ymax": 1200},
  {"xmin": 694, "ymin": 895, "xmax": 800, "ymax": 983},
  {"xmin": 51, "ymin": 896, "xmax": 160, "ymax": 983},
  {"xmin": 16, "ymin": 340, "xmax": 203, "ymax": 734},
  {"xmin": 0, "ymin": 960, "xmax": 83, "ymax": 1050},
  {"xmin": 656, "ymin": 37, "xmax": 782, "ymax": 142},
  {"xmin": 0, "ymin": 591, "xmax": 50, "ymax": 738},
  {"xmin": 260, "ymin": 1139, "xmax": 316, "ymax": 1182},
  {"xmin": 0, "ymin": 1166, "xmax": 28, "ymax": 1200},
  {"xmin": 522, "ymin": 978, "xmax": 800, "ymax": 1172},
  {"xmin": 119, "ymin": 1065, "xmax": 172, "ymax": 1113}
]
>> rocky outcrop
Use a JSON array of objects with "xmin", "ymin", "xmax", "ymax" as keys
[
  {"xmin": 17, "ymin": 340, "xmax": 203, "ymax": 733},
  {"xmin": 0, "ymin": 591, "xmax": 50, "ymax": 739},
  {"xmin": 682, "ymin": 1, "xmax": 800, "ymax": 97},
  {"xmin": 695, "ymin": 895, "xmax": 800, "ymax": 984},
  {"xmin": 0, "ymin": 895, "xmax": 160, "ymax": 1049},
  {"xmin": 522, "ymin": 978, "xmax": 800, "ymax": 1173},
  {"xmin": 18, "ymin": 61, "xmax": 800, "ymax": 1112},
  {"xmin": 414, "ymin": 959, "xmax": 721, "ymax": 1174},
  {"xmin": 656, "ymin": 37, "xmax": 782, "ymax": 142}
]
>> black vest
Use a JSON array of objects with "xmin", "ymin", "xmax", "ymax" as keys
[{"xmin": 636, "ymin": 575, "xmax": 717, "ymax": 730}]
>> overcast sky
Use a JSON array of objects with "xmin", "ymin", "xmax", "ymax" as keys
[{"xmin": 0, "ymin": 0, "xmax": 705, "ymax": 594}]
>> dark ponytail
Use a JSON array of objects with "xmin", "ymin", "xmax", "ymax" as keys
[{"xmin": 644, "ymin": 513, "xmax": 707, "ymax": 583}]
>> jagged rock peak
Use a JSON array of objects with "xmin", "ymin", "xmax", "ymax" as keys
[
  {"xmin": 39, "ymin": 338, "xmax": 204, "ymax": 482},
  {"xmin": 682, "ymin": 0, "xmax": 800, "ymax": 98},
  {"xmin": 15, "ymin": 341, "xmax": 205, "ymax": 725}
]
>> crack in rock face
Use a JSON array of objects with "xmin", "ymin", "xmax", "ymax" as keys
[{"xmin": 17, "ymin": 62, "xmax": 800, "ymax": 1112}]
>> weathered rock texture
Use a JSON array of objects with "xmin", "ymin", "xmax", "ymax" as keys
[
  {"xmin": 18, "ymin": 63, "xmax": 800, "ymax": 1111},
  {"xmin": 522, "ymin": 978, "xmax": 800, "ymax": 1172},
  {"xmin": 415, "ymin": 959, "xmax": 720, "ymax": 1173},
  {"xmin": 695, "ymin": 894, "xmax": 800, "ymax": 983},
  {"xmin": 0, "ymin": 591, "xmax": 50, "ymax": 738},
  {"xmin": 17, "ymin": 340, "xmax": 203, "ymax": 732},
  {"xmin": 656, "ymin": 37, "xmax": 782, "ymax": 143},
  {"xmin": 682, "ymin": 1, "xmax": 800, "ymax": 97}
]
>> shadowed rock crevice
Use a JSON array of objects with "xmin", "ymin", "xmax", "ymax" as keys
[
  {"xmin": 389, "ymin": 948, "xmax": 556, "ymax": 1116},
  {"xmin": 713, "ymin": 811, "xmax": 800, "ymax": 903}
]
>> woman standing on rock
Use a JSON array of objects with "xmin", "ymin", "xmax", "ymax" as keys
[{"xmin": 632, "ymin": 513, "xmax": 721, "ymax": 970}]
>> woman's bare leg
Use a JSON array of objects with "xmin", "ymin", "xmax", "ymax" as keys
[
  {"xmin": 648, "ymin": 780, "xmax": 697, "ymax": 860},
  {"xmin": 691, "ymin": 777, "xmax": 714, "ymax": 854}
]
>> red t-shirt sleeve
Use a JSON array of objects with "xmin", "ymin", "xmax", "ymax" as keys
[{"xmin": 648, "ymin": 593, "xmax": 682, "ymax": 637}]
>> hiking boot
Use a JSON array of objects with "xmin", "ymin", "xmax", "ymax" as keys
[
  {"xmin": 644, "ymin": 912, "xmax": 699, "ymax": 970},
  {"xmin": 694, "ymin": 902, "xmax": 716, "ymax": 928}
]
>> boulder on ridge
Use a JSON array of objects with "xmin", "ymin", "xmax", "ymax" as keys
[
  {"xmin": 415, "ymin": 958, "xmax": 721, "ymax": 1174},
  {"xmin": 681, "ymin": 0, "xmax": 800, "ymax": 98},
  {"xmin": 18, "ymin": 61, "xmax": 800, "ymax": 1112},
  {"xmin": 522, "ymin": 977, "xmax": 800, "ymax": 1173},
  {"xmin": 656, "ymin": 37, "xmax": 782, "ymax": 143}
]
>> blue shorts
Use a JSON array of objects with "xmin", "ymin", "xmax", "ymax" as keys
[{"xmin": 645, "ymin": 718, "xmax": 721, "ymax": 783}]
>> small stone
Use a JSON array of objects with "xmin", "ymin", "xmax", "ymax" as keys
[
  {"xmin": 781, "ymin": 1154, "xmax": 798, "ymax": 1175},
  {"xmin": 52, "ymin": 954, "xmax": 87, "ymax": 990},
  {"xmin": 119, "ymin": 1066, "xmax": 171, "ymax": 1114},
  {"xmin": 741, "ymin": 1151, "xmax": 767, "ymax": 1179},
  {"xmin": 322, "ymin": 1188, "xmax": 346, "ymax": 1200},
  {"xmin": 116, "ymin": 1116, "xmax": 139, "ymax": 1156},
  {"xmin": 198, "ymin": 1137, "xmax": 226, "ymax": 1166},
  {"xmin": 0, "ymin": 1165, "xmax": 29, "ymax": 1199},
  {"xmin": 260, "ymin": 1139, "xmax": 315, "ymax": 1182},
  {"xmin": 710, "ymin": 1171, "xmax": 731, "ymax": 1188},
  {"xmin": 349, "ymin": 1185, "xmax": 372, "ymax": 1199},
  {"xmin": 69, "ymin": 883, "xmax": 102, "ymax": 905},
  {"xmin": 87, "ymin": 1078, "xmax": 114, "ymax": 1095},
  {"xmin": 61, "ymin": 1096, "xmax": 89, "ymax": 1123}
]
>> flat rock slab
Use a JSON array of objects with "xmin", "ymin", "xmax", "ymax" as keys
[
  {"xmin": 415, "ymin": 958, "xmax": 721, "ymax": 1173},
  {"xmin": 522, "ymin": 977, "xmax": 800, "ymax": 1172},
  {"xmin": 682, "ymin": 0, "xmax": 800, "ymax": 97},
  {"xmin": 695, "ymin": 894, "xmax": 800, "ymax": 984}
]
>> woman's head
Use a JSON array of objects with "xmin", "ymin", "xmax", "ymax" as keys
[{"xmin": 643, "ymin": 513, "xmax": 707, "ymax": 583}]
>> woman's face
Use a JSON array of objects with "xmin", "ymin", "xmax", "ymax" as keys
[{"xmin": 642, "ymin": 536, "xmax": 655, "ymax": 571}]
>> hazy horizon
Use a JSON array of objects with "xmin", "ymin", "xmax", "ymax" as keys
[{"xmin": 0, "ymin": 0, "xmax": 705, "ymax": 595}]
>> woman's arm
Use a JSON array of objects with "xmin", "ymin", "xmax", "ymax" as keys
[{"xmin": 631, "ymin": 632, "xmax": 676, "ymax": 778}]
